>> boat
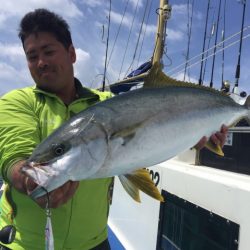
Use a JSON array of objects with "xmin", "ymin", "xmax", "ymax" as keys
[{"xmin": 104, "ymin": 0, "xmax": 250, "ymax": 249}]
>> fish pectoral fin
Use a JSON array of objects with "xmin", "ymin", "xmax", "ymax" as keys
[
  {"xmin": 205, "ymin": 140, "xmax": 224, "ymax": 156},
  {"xmin": 119, "ymin": 175, "xmax": 141, "ymax": 202},
  {"xmin": 110, "ymin": 122, "xmax": 143, "ymax": 146},
  {"xmin": 119, "ymin": 169, "xmax": 164, "ymax": 203}
]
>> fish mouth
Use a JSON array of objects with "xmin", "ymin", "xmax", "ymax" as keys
[{"xmin": 21, "ymin": 161, "xmax": 51, "ymax": 176}]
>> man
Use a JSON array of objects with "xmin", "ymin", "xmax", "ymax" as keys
[
  {"xmin": 0, "ymin": 9, "xmax": 113, "ymax": 250},
  {"xmin": 0, "ymin": 9, "xmax": 227, "ymax": 250}
]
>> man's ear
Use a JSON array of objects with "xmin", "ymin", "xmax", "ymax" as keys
[{"xmin": 69, "ymin": 45, "xmax": 76, "ymax": 63}]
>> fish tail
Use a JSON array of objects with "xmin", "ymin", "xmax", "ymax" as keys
[
  {"xmin": 119, "ymin": 169, "xmax": 164, "ymax": 203},
  {"xmin": 244, "ymin": 96, "xmax": 250, "ymax": 123}
]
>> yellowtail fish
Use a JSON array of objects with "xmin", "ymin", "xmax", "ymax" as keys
[{"xmin": 21, "ymin": 72, "xmax": 250, "ymax": 202}]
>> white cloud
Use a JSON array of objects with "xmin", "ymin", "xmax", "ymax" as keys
[
  {"xmin": 0, "ymin": 43, "xmax": 25, "ymax": 61},
  {"xmin": 109, "ymin": 10, "xmax": 132, "ymax": 28},
  {"xmin": 166, "ymin": 29, "xmax": 184, "ymax": 41},
  {"xmin": 82, "ymin": 0, "xmax": 103, "ymax": 8},
  {"xmin": 0, "ymin": 0, "xmax": 83, "ymax": 29},
  {"xmin": 0, "ymin": 62, "xmax": 32, "ymax": 96},
  {"xmin": 129, "ymin": 0, "xmax": 143, "ymax": 9}
]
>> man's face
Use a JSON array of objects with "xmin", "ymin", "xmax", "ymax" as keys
[{"xmin": 23, "ymin": 32, "xmax": 76, "ymax": 93}]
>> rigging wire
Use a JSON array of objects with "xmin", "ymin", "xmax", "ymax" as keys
[
  {"xmin": 234, "ymin": 0, "xmax": 247, "ymax": 89},
  {"xmin": 107, "ymin": 0, "xmax": 130, "ymax": 68},
  {"xmin": 198, "ymin": 0, "xmax": 211, "ymax": 85},
  {"xmin": 209, "ymin": 0, "xmax": 222, "ymax": 87},
  {"xmin": 125, "ymin": 0, "xmax": 150, "ymax": 76},
  {"xmin": 102, "ymin": 0, "xmax": 112, "ymax": 91},
  {"xmin": 137, "ymin": 0, "xmax": 153, "ymax": 67},
  {"xmin": 221, "ymin": 0, "xmax": 227, "ymax": 89},
  {"xmin": 118, "ymin": 0, "xmax": 140, "ymax": 80},
  {"xmin": 166, "ymin": 25, "xmax": 250, "ymax": 76},
  {"xmin": 170, "ymin": 33, "xmax": 250, "ymax": 78}
]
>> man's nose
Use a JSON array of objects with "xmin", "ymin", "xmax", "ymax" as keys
[{"xmin": 37, "ymin": 56, "xmax": 48, "ymax": 69}]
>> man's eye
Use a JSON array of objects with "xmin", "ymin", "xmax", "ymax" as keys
[
  {"xmin": 45, "ymin": 50, "xmax": 54, "ymax": 56},
  {"xmin": 27, "ymin": 55, "xmax": 38, "ymax": 61}
]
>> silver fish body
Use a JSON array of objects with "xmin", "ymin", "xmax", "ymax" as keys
[{"xmin": 23, "ymin": 86, "xmax": 250, "ymax": 198}]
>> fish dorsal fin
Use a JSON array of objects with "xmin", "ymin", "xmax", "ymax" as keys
[
  {"xmin": 205, "ymin": 139, "xmax": 224, "ymax": 156},
  {"xmin": 144, "ymin": 62, "xmax": 191, "ymax": 88},
  {"xmin": 144, "ymin": 62, "xmax": 228, "ymax": 97},
  {"xmin": 119, "ymin": 169, "xmax": 164, "ymax": 203}
]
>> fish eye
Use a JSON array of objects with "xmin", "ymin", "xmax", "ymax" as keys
[{"xmin": 53, "ymin": 144, "xmax": 65, "ymax": 156}]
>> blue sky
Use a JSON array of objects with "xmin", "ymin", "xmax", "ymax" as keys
[{"xmin": 0, "ymin": 0, "xmax": 249, "ymax": 96}]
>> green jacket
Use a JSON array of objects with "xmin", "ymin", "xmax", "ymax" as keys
[{"xmin": 0, "ymin": 79, "xmax": 113, "ymax": 250}]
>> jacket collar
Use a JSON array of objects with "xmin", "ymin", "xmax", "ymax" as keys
[{"xmin": 33, "ymin": 78, "xmax": 100, "ymax": 102}]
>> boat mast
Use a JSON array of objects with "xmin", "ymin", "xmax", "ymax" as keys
[
  {"xmin": 152, "ymin": 0, "xmax": 172, "ymax": 67},
  {"xmin": 109, "ymin": 0, "xmax": 171, "ymax": 86}
]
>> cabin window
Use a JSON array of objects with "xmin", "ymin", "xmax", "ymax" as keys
[{"xmin": 156, "ymin": 190, "xmax": 239, "ymax": 250}]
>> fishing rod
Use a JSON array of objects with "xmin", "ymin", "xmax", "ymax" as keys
[
  {"xmin": 101, "ymin": 0, "xmax": 112, "ymax": 91},
  {"xmin": 220, "ymin": 0, "xmax": 227, "ymax": 90},
  {"xmin": 233, "ymin": 0, "xmax": 247, "ymax": 91},
  {"xmin": 183, "ymin": 0, "xmax": 195, "ymax": 81},
  {"xmin": 210, "ymin": 0, "xmax": 222, "ymax": 87},
  {"xmin": 202, "ymin": 16, "xmax": 216, "ymax": 83},
  {"xmin": 198, "ymin": 0, "xmax": 210, "ymax": 85}
]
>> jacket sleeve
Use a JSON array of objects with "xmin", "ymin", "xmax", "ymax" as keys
[{"xmin": 0, "ymin": 89, "xmax": 41, "ymax": 182}]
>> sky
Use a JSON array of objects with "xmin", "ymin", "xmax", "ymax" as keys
[{"xmin": 0, "ymin": 0, "xmax": 249, "ymax": 96}]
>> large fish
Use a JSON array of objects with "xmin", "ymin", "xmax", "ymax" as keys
[{"xmin": 22, "ymin": 77, "xmax": 250, "ymax": 201}]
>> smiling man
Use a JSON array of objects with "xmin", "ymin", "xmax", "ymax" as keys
[{"xmin": 0, "ymin": 9, "xmax": 113, "ymax": 250}]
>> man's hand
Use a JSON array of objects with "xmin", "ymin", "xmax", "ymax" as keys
[
  {"xmin": 25, "ymin": 177, "xmax": 79, "ymax": 208},
  {"xmin": 10, "ymin": 161, "xmax": 79, "ymax": 208},
  {"xmin": 195, "ymin": 125, "xmax": 228, "ymax": 150}
]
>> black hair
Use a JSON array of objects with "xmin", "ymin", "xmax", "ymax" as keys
[{"xmin": 18, "ymin": 8, "xmax": 73, "ymax": 49}]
